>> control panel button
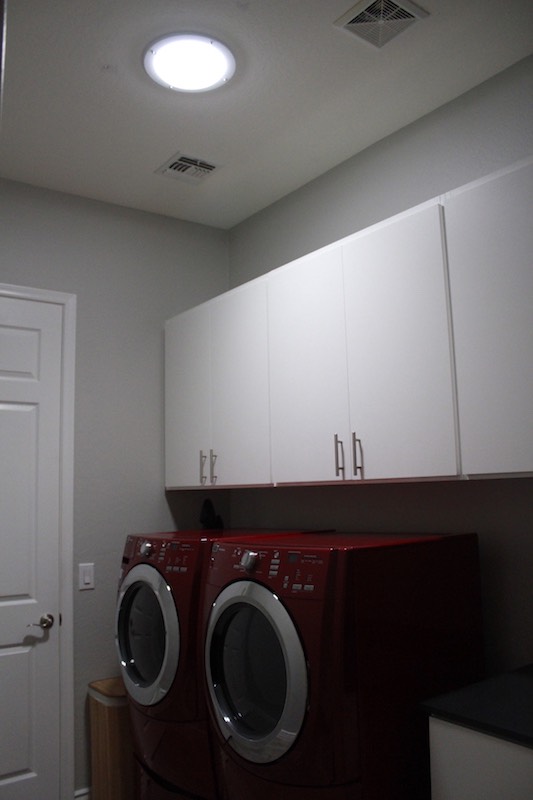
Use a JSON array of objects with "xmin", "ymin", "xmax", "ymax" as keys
[{"xmin": 139, "ymin": 541, "xmax": 154, "ymax": 557}]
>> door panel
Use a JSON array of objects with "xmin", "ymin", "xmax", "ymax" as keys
[
  {"xmin": 1, "ymin": 405, "xmax": 38, "ymax": 604},
  {"xmin": 343, "ymin": 204, "xmax": 457, "ymax": 479},
  {"xmin": 210, "ymin": 279, "xmax": 271, "ymax": 486},
  {"xmin": 268, "ymin": 246, "xmax": 351, "ymax": 483},
  {"xmin": 444, "ymin": 162, "xmax": 533, "ymax": 474},
  {"xmin": 165, "ymin": 305, "xmax": 211, "ymax": 487},
  {"xmin": 0, "ymin": 648, "xmax": 31, "ymax": 775}
]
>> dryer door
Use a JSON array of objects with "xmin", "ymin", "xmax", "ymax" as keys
[
  {"xmin": 116, "ymin": 564, "xmax": 180, "ymax": 705},
  {"xmin": 205, "ymin": 580, "xmax": 307, "ymax": 763}
]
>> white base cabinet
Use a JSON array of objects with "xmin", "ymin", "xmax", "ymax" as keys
[{"xmin": 429, "ymin": 717, "xmax": 533, "ymax": 800}]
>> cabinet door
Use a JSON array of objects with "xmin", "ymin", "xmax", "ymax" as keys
[
  {"xmin": 210, "ymin": 279, "xmax": 271, "ymax": 486},
  {"xmin": 165, "ymin": 304, "xmax": 211, "ymax": 488},
  {"xmin": 268, "ymin": 246, "xmax": 351, "ymax": 483},
  {"xmin": 343, "ymin": 204, "xmax": 457, "ymax": 480},
  {"xmin": 445, "ymin": 162, "xmax": 533, "ymax": 475}
]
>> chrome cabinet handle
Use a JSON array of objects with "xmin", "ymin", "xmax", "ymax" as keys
[
  {"xmin": 27, "ymin": 613, "xmax": 54, "ymax": 630},
  {"xmin": 334, "ymin": 434, "xmax": 345, "ymax": 478},
  {"xmin": 209, "ymin": 449, "xmax": 218, "ymax": 484},
  {"xmin": 199, "ymin": 450, "xmax": 207, "ymax": 485},
  {"xmin": 352, "ymin": 432, "xmax": 363, "ymax": 478}
]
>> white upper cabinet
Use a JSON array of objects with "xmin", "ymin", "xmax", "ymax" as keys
[
  {"xmin": 165, "ymin": 160, "xmax": 532, "ymax": 488},
  {"xmin": 165, "ymin": 278, "xmax": 271, "ymax": 488},
  {"xmin": 268, "ymin": 246, "xmax": 351, "ymax": 483},
  {"xmin": 343, "ymin": 204, "xmax": 458, "ymax": 480},
  {"xmin": 210, "ymin": 279, "xmax": 271, "ymax": 486},
  {"xmin": 165, "ymin": 304, "xmax": 211, "ymax": 488},
  {"xmin": 444, "ymin": 161, "xmax": 533, "ymax": 475}
]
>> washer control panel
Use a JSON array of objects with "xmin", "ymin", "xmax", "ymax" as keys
[
  {"xmin": 210, "ymin": 542, "xmax": 331, "ymax": 599},
  {"xmin": 124, "ymin": 534, "xmax": 202, "ymax": 580}
]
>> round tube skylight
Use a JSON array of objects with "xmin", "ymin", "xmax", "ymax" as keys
[{"xmin": 144, "ymin": 34, "xmax": 236, "ymax": 92}]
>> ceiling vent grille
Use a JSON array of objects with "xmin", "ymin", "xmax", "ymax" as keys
[
  {"xmin": 156, "ymin": 152, "xmax": 218, "ymax": 184},
  {"xmin": 335, "ymin": 0, "xmax": 429, "ymax": 48}
]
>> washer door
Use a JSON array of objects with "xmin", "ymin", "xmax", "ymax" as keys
[
  {"xmin": 116, "ymin": 563, "xmax": 180, "ymax": 705},
  {"xmin": 205, "ymin": 580, "xmax": 307, "ymax": 763}
]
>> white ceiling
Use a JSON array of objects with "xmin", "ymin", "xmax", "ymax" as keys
[{"xmin": 0, "ymin": 0, "xmax": 532, "ymax": 229}]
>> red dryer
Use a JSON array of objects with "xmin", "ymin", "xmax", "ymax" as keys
[{"xmin": 202, "ymin": 531, "xmax": 484, "ymax": 800}]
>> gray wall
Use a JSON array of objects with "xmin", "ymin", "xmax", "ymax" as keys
[
  {"xmin": 228, "ymin": 480, "xmax": 533, "ymax": 675},
  {"xmin": 229, "ymin": 55, "xmax": 533, "ymax": 284},
  {"xmin": 227, "ymin": 55, "xmax": 533, "ymax": 674},
  {"xmin": 0, "ymin": 180, "xmax": 229, "ymax": 790}
]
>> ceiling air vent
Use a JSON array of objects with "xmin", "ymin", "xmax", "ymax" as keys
[
  {"xmin": 335, "ymin": 0, "xmax": 429, "ymax": 48},
  {"xmin": 156, "ymin": 152, "xmax": 218, "ymax": 185}
]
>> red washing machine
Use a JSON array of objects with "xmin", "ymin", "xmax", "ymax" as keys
[
  {"xmin": 116, "ymin": 531, "xmax": 220, "ymax": 800},
  {"xmin": 203, "ymin": 531, "xmax": 484, "ymax": 800},
  {"xmin": 116, "ymin": 529, "xmax": 315, "ymax": 800}
]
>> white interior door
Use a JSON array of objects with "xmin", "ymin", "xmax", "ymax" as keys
[{"xmin": 0, "ymin": 287, "xmax": 75, "ymax": 800}]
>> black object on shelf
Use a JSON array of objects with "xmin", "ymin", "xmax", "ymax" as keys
[{"xmin": 200, "ymin": 498, "xmax": 224, "ymax": 530}]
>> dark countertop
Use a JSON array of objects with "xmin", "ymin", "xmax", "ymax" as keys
[{"xmin": 423, "ymin": 663, "xmax": 533, "ymax": 749}]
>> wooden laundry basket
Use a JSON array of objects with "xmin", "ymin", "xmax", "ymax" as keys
[{"xmin": 88, "ymin": 677, "xmax": 135, "ymax": 800}]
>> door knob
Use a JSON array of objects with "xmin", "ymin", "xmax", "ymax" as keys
[{"xmin": 27, "ymin": 613, "xmax": 54, "ymax": 630}]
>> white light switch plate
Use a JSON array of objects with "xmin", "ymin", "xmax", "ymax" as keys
[{"xmin": 79, "ymin": 562, "xmax": 95, "ymax": 590}]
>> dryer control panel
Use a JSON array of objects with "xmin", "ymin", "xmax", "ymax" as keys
[{"xmin": 210, "ymin": 541, "xmax": 332, "ymax": 599}]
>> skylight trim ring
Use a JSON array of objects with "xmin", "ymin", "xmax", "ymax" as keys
[{"xmin": 144, "ymin": 33, "xmax": 236, "ymax": 93}]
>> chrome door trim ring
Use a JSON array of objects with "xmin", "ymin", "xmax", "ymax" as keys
[
  {"xmin": 205, "ymin": 580, "xmax": 307, "ymax": 763},
  {"xmin": 115, "ymin": 563, "xmax": 180, "ymax": 706}
]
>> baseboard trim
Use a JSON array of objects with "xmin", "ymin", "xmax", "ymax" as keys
[{"xmin": 74, "ymin": 789, "xmax": 90, "ymax": 800}]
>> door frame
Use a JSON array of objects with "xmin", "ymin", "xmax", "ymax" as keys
[{"xmin": 0, "ymin": 282, "xmax": 75, "ymax": 799}]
